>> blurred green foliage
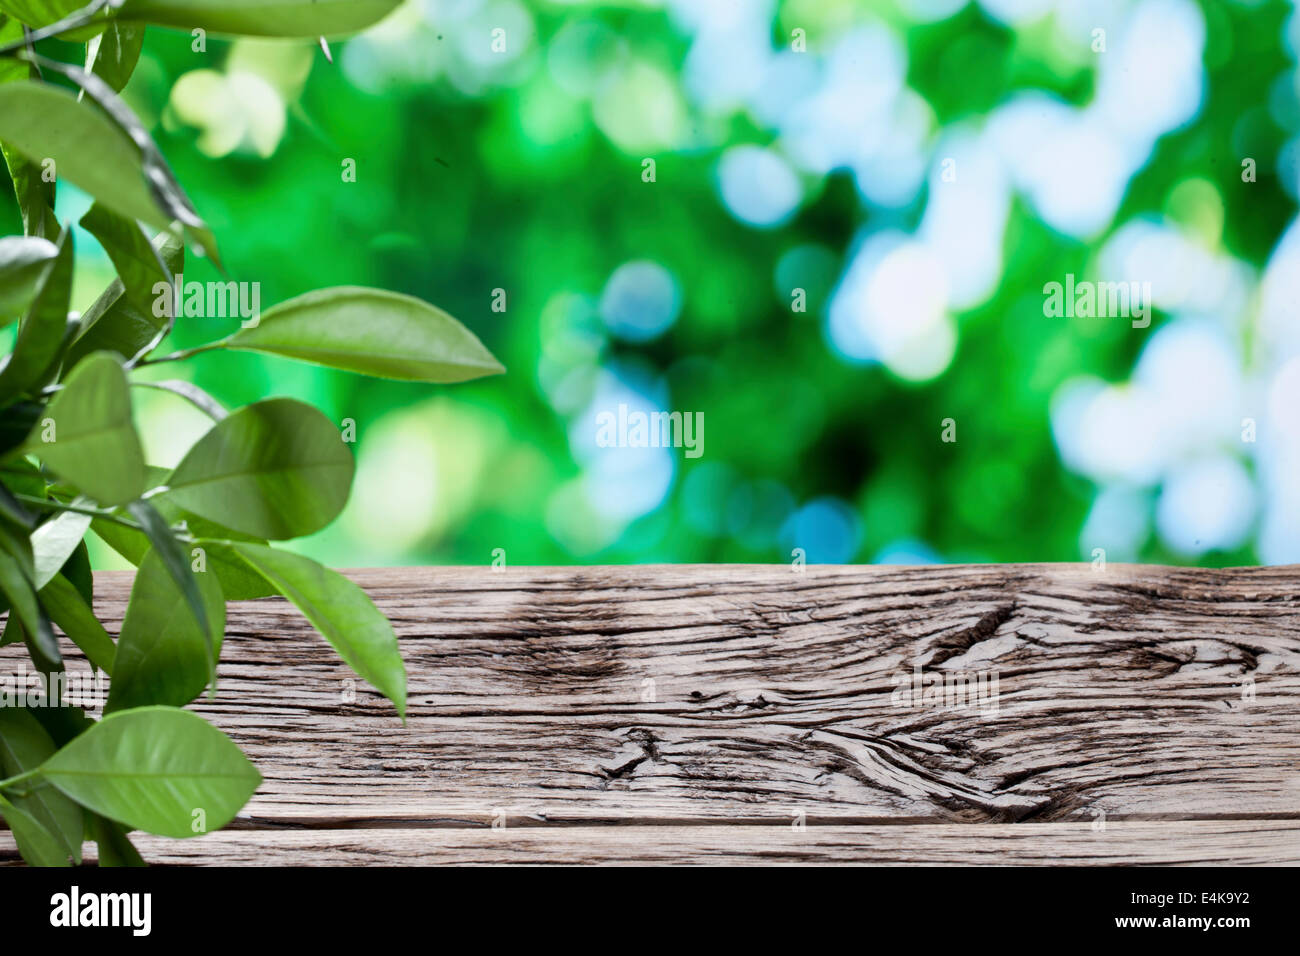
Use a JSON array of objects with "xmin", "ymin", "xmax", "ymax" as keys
[{"xmin": 6, "ymin": 0, "xmax": 1296, "ymax": 569}]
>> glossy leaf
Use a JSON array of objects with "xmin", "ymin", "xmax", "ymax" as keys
[
  {"xmin": 0, "ymin": 400, "xmax": 42, "ymax": 457},
  {"xmin": 0, "ymin": 145, "xmax": 58, "ymax": 240},
  {"xmin": 0, "ymin": 3, "xmax": 108, "ymax": 44},
  {"xmin": 22, "ymin": 621, "xmax": 60, "ymax": 674},
  {"xmin": 0, "ymin": 466, "xmax": 38, "ymax": 526},
  {"xmin": 61, "ymin": 538, "xmax": 93, "ymax": 605},
  {"xmin": 0, "ymin": 707, "xmax": 83, "ymax": 864},
  {"xmin": 86, "ymin": 20, "xmax": 144, "ymax": 93},
  {"xmin": 0, "ymin": 18, "xmax": 57, "ymax": 240},
  {"xmin": 227, "ymin": 541, "xmax": 406, "ymax": 718},
  {"xmin": 227, "ymin": 286, "xmax": 505, "ymax": 383},
  {"xmin": 0, "ymin": 613, "xmax": 23, "ymax": 648},
  {"xmin": 0, "ymin": 228, "xmax": 71, "ymax": 403},
  {"xmin": 0, "ymin": 792, "xmax": 69, "ymax": 866},
  {"xmin": 0, "ymin": 15, "xmax": 25, "ymax": 85},
  {"xmin": 0, "ymin": 1, "xmax": 93, "ymax": 29},
  {"xmin": 89, "ymin": 814, "xmax": 146, "ymax": 867},
  {"xmin": 68, "ymin": 203, "xmax": 181, "ymax": 366},
  {"xmin": 162, "ymin": 397, "xmax": 354, "ymax": 539},
  {"xmin": 125, "ymin": 498, "xmax": 212, "ymax": 669},
  {"xmin": 88, "ymin": 516, "xmax": 148, "ymax": 567},
  {"xmin": 0, "ymin": 235, "xmax": 58, "ymax": 322},
  {"xmin": 107, "ymin": 547, "xmax": 224, "ymax": 712},
  {"xmin": 0, "ymin": 523, "xmax": 59, "ymax": 666},
  {"xmin": 38, "ymin": 572, "xmax": 116, "ymax": 673},
  {"xmin": 39, "ymin": 706, "xmax": 261, "ymax": 839},
  {"xmin": 0, "ymin": 82, "xmax": 170, "ymax": 235},
  {"xmin": 31, "ymin": 507, "xmax": 92, "ymax": 589},
  {"xmin": 90, "ymin": 514, "xmax": 274, "ymax": 600},
  {"xmin": 22, "ymin": 54, "xmax": 221, "ymax": 266},
  {"xmin": 27, "ymin": 702, "xmax": 93, "ymax": 752},
  {"xmin": 118, "ymin": 0, "xmax": 401, "ymax": 37},
  {"xmin": 20, "ymin": 352, "xmax": 146, "ymax": 506}
]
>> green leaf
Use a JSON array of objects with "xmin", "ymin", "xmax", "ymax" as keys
[
  {"xmin": 0, "ymin": 235, "xmax": 58, "ymax": 322},
  {"xmin": 107, "ymin": 546, "xmax": 223, "ymax": 712},
  {"xmin": 161, "ymin": 397, "xmax": 354, "ymax": 539},
  {"xmin": 88, "ymin": 516, "xmax": 147, "ymax": 565},
  {"xmin": 0, "ymin": 81, "xmax": 173, "ymax": 235},
  {"xmin": 198, "ymin": 546, "xmax": 273, "ymax": 599},
  {"xmin": 0, "ymin": 522, "xmax": 59, "ymax": 665},
  {"xmin": 67, "ymin": 203, "xmax": 182, "ymax": 366},
  {"xmin": 0, "ymin": 551, "xmax": 45, "ymax": 649},
  {"xmin": 89, "ymin": 814, "xmax": 146, "ymax": 866},
  {"xmin": 2, "ymin": 492, "xmax": 31, "ymax": 538},
  {"xmin": 0, "ymin": 467, "xmax": 38, "ymax": 526},
  {"xmin": 22, "ymin": 620, "xmax": 60, "ymax": 673},
  {"xmin": 0, "ymin": 491, "xmax": 35, "ymax": 550},
  {"xmin": 0, "ymin": 400, "xmax": 42, "ymax": 457},
  {"xmin": 226, "ymin": 541, "xmax": 405, "ymax": 718},
  {"xmin": 183, "ymin": 513, "xmax": 272, "ymax": 599},
  {"xmin": 0, "ymin": 4, "xmax": 107, "ymax": 43},
  {"xmin": 0, "ymin": 1, "xmax": 93, "ymax": 30},
  {"xmin": 118, "ymin": 0, "xmax": 401, "ymax": 37},
  {"xmin": 0, "ymin": 706, "xmax": 83, "ymax": 864},
  {"xmin": 227, "ymin": 286, "xmax": 505, "ymax": 383},
  {"xmin": 22, "ymin": 54, "xmax": 221, "ymax": 266},
  {"xmin": 86, "ymin": 20, "xmax": 145, "ymax": 93},
  {"xmin": 84, "ymin": 447, "xmax": 273, "ymax": 598},
  {"xmin": 31, "ymin": 507, "xmax": 92, "ymax": 589},
  {"xmin": 0, "ymin": 611, "xmax": 20, "ymax": 646},
  {"xmin": 28, "ymin": 694, "xmax": 94, "ymax": 748},
  {"xmin": 61, "ymin": 538, "xmax": 92, "ymax": 605},
  {"xmin": 1, "ymin": 145, "xmax": 58, "ymax": 240},
  {"xmin": 38, "ymin": 572, "xmax": 116, "ymax": 673},
  {"xmin": 1, "ymin": 144, "xmax": 58, "ymax": 240},
  {"xmin": 0, "ymin": 227, "xmax": 71, "ymax": 402},
  {"xmin": 21, "ymin": 351, "xmax": 146, "ymax": 506},
  {"xmin": 39, "ymin": 706, "xmax": 260, "ymax": 839},
  {"xmin": 0, "ymin": 15, "xmax": 26, "ymax": 85},
  {"xmin": 124, "ymin": 498, "xmax": 213, "ymax": 673},
  {"xmin": 0, "ymin": 792, "xmax": 70, "ymax": 866},
  {"xmin": 92, "ymin": 515, "xmax": 274, "ymax": 598},
  {"xmin": 81, "ymin": 202, "xmax": 176, "ymax": 297},
  {"xmin": 0, "ymin": 18, "xmax": 58, "ymax": 239}
]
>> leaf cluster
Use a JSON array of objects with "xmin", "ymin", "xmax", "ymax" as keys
[{"xmin": 0, "ymin": 0, "xmax": 501, "ymax": 865}]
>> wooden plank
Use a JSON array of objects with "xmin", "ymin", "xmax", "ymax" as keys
[
  {"xmin": 2, "ymin": 563, "xmax": 1299, "ymax": 863},
  {"xmin": 4, "ymin": 821, "xmax": 1298, "ymax": 866}
]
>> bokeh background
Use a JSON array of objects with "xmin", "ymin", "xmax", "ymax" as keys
[{"xmin": 8, "ymin": 0, "xmax": 1300, "ymax": 569}]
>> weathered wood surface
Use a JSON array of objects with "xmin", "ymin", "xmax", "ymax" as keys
[
  {"xmin": 43, "ymin": 821, "xmax": 1300, "ymax": 866},
  {"xmin": 3, "ymin": 563, "xmax": 1300, "ymax": 865}
]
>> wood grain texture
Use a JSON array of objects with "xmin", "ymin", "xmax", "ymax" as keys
[
  {"xmin": 6, "ymin": 821, "xmax": 1296, "ymax": 866},
  {"xmin": 3, "ymin": 563, "xmax": 1299, "ymax": 864}
]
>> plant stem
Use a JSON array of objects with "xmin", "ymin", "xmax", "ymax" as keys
[
  {"xmin": 0, "ymin": 768, "xmax": 40, "ymax": 792},
  {"xmin": 134, "ymin": 340, "xmax": 227, "ymax": 366}
]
